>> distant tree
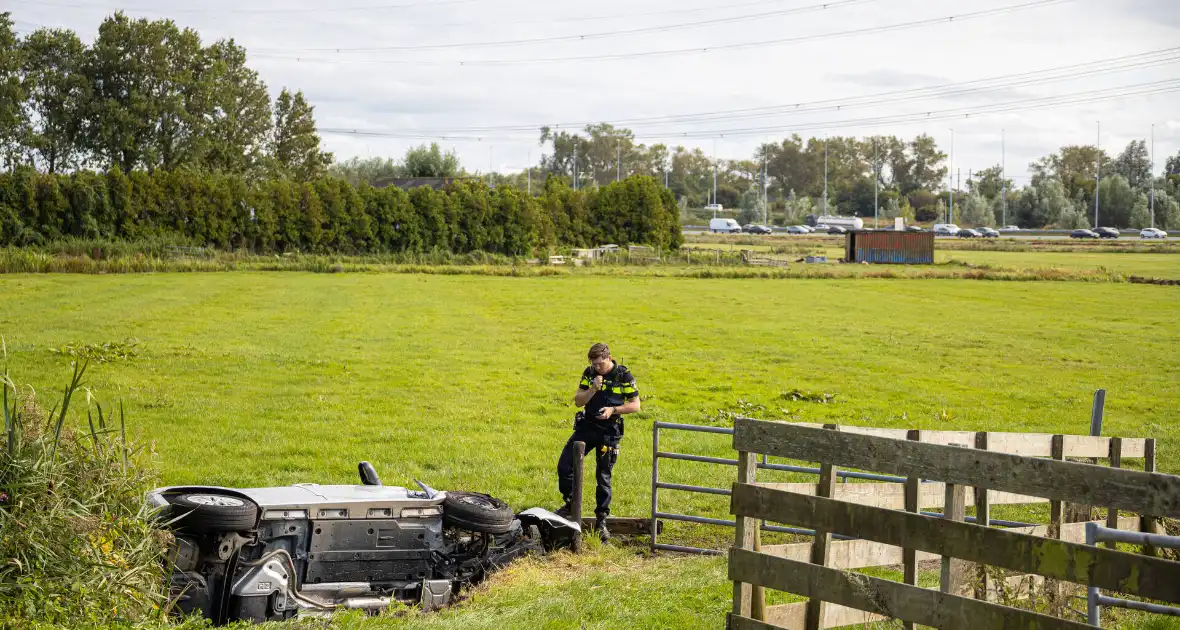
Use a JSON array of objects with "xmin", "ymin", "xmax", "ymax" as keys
[
  {"xmin": 959, "ymin": 193, "xmax": 995, "ymax": 227},
  {"xmin": 269, "ymin": 88, "xmax": 331, "ymax": 181},
  {"xmin": 329, "ymin": 156, "xmax": 399, "ymax": 186},
  {"xmin": 1110, "ymin": 140, "xmax": 1151, "ymax": 192},
  {"xmin": 0, "ymin": 14, "xmax": 27, "ymax": 169},
  {"xmin": 18, "ymin": 28, "xmax": 88, "ymax": 173},
  {"xmin": 200, "ymin": 39, "xmax": 272, "ymax": 176},
  {"xmin": 1097, "ymin": 174, "xmax": 1135, "ymax": 227},
  {"xmin": 1030, "ymin": 145, "xmax": 1108, "ymax": 208},
  {"xmin": 1057, "ymin": 205, "xmax": 1090, "ymax": 229},
  {"xmin": 907, "ymin": 134, "xmax": 948, "ymax": 193},
  {"xmin": 968, "ymin": 165, "xmax": 1012, "ymax": 200},
  {"xmin": 1128, "ymin": 192, "xmax": 1151, "ymax": 229},
  {"xmin": 1165, "ymin": 150, "xmax": 1180, "ymax": 177},
  {"xmin": 401, "ymin": 142, "xmax": 461, "ymax": 178}
]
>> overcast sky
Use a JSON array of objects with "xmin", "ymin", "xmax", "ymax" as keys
[{"xmin": 7, "ymin": 0, "xmax": 1180, "ymax": 183}]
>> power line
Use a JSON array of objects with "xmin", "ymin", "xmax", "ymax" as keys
[
  {"xmin": 9, "ymin": 0, "xmax": 860, "ymax": 29},
  {"xmin": 641, "ymin": 79, "xmax": 1180, "ymax": 139},
  {"xmin": 3, "ymin": 0, "xmax": 480, "ymax": 15},
  {"xmin": 249, "ymin": 0, "xmax": 875, "ymax": 52},
  {"xmin": 373, "ymin": 48, "xmax": 1180, "ymax": 134},
  {"xmin": 252, "ymin": 0, "xmax": 1070, "ymax": 65},
  {"xmin": 317, "ymin": 79, "xmax": 1180, "ymax": 142}
]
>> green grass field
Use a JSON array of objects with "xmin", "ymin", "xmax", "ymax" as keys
[{"xmin": 3, "ymin": 272, "xmax": 1178, "ymax": 628}]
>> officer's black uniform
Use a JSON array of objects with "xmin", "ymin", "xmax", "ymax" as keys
[{"xmin": 556, "ymin": 363, "xmax": 639, "ymax": 519}]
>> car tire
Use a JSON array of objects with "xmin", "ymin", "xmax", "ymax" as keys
[
  {"xmin": 443, "ymin": 491, "xmax": 515, "ymax": 534},
  {"xmin": 170, "ymin": 493, "xmax": 259, "ymax": 533}
]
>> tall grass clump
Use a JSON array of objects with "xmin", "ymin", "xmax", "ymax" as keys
[{"xmin": 0, "ymin": 354, "xmax": 179, "ymax": 629}]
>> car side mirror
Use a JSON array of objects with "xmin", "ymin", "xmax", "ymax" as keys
[{"xmin": 358, "ymin": 461, "xmax": 382, "ymax": 486}]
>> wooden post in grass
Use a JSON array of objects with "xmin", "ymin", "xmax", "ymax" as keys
[
  {"xmin": 732, "ymin": 450, "xmax": 761, "ymax": 619},
  {"xmin": 902, "ymin": 429, "xmax": 922, "ymax": 630},
  {"xmin": 975, "ymin": 431, "xmax": 993, "ymax": 601},
  {"xmin": 1105, "ymin": 437, "xmax": 1123, "ymax": 550},
  {"xmin": 572, "ymin": 441, "xmax": 585, "ymax": 553},
  {"xmin": 804, "ymin": 424, "xmax": 840, "ymax": 630},
  {"xmin": 1143, "ymin": 439, "xmax": 1163, "ymax": 557},
  {"xmin": 1047, "ymin": 435, "xmax": 1066, "ymax": 604}
]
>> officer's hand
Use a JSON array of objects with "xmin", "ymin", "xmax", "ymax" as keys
[
  {"xmin": 592, "ymin": 375, "xmax": 603, "ymax": 390},
  {"xmin": 597, "ymin": 406, "xmax": 613, "ymax": 420}
]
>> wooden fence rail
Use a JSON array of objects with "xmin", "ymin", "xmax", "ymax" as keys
[{"xmin": 728, "ymin": 420, "xmax": 1177, "ymax": 630}]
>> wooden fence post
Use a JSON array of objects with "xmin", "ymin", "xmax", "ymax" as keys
[
  {"xmin": 1143, "ymin": 438, "xmax": 1162, "ymax": 557},
  {"xmin": 940, "ymin": 480, "xmax": 968, "ymax": 596},
  {"xmin": 572, "ymin": 441, "xmax": 585, "ymax": 553},
  {"xmin": 1047, "ymin": 435, "xmax": 1066, "ymax": 604},
  {"xmin": 902, "ymin": 429, "xmax": 922, "ymax": 630},
  {"xmin": 1105, "ymin": 437, "xmax": 1123, "ymax": 550},
  {"xmin": 975, "ymin": 432, "xmax": 992, "ymax": 601},
  {"xmin": 732, "ymin": 450, "xmax": 758, "ymax": 619},
  {"xmin": 805, "ymin": 424, "xmax": 840, "ymax": 630}
]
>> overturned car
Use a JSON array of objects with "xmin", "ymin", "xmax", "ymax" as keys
[{"xmin": 148, "ymin": 462, "xmax": 578, "ymax": 625}]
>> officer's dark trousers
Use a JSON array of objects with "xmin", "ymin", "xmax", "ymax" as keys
[{"xmin": 557, "ymin": 431, "xmax": 619, "ymax": 518}]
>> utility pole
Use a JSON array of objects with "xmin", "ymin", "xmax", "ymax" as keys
[
  {"xmin": 873, "ymin": 138, "xmax": 879, "ymax": 229},
  {"xmin": 765, "ymin": 160, "xmax": 770, "ymax": 224},
  {"xmin": 712, "ymin": 138, "xmax": 718, "ymax": 206},
  {"xmin": 1094, "ymin": 121, "xmax": 1100, "ymax": 228},
  {"xmin": 1150, "ymin": 123, "xmax": 1156, "ymax": 228},
  {"xmin": 823, "ymin": 133, "xmax": 828, "ymax": 216},
  {"xmin": 573, "ymin": 143, "xmax": 578, "ymax": 191},
  {"xmin": 949, "ymin": 128, "xmax": 955, "ymax": 224},
  {"xmin": 1002, "ymin": 129, "xmax": 1007, "ymax": 227},
  {"xmin": 616, "ymin": 138, "xmax": 621, "ymax": 182}
]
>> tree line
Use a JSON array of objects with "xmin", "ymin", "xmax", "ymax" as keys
[
  {"xmin": 0, "ymin": 13, "xmax": 681, "ymax": 254},
  {"xmin": 0, "ymin": 167, "xmax": 682, "ymax": 254},
  {"xmin": 0, "ymin": 12, "xmax": 330, "ymax": 179}
]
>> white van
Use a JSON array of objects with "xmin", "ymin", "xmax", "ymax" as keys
[
  {"xmin": 933, "ymin": 223, "xmax": 961, "ymax": 236},
  {"xmin": 709, "ymin": 218, "xmax": 741, "ymax": 233}
]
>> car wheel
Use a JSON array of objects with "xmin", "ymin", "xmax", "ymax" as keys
[
  {"xmin": 442, "ymin": 491, "xmax": 515, "ymax": 534},
  {"xmin": 170, "ymin": 493, "xmax": 259, "ymax": 533}
]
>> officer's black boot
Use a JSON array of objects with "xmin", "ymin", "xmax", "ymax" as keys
[{"xmin": 554, "ymin": 503, "xmax": 571, "ymax": 519}]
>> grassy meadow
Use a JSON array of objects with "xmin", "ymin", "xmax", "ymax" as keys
[{"xmin": 3, "ymin": 272, "xmax": 1179, "ymax": 628}]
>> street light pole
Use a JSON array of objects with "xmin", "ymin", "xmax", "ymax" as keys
[
  {"xmin": 823, "ymin": 133, "xmax": 828, "ymax": 216},
  {"xmin": 1150, "ymin": 123, "xmax": 1156, "ymax": 229},
  {"xmin": 712, "ymin": 138, "xmax": 718, "ymax": 206},
  {"xmin": 873, "ymin": 138, "xmax": 879, "ymax": 229},
  {"xmin": 1002, "ymin": 128, "xmax": 1007, "ymax": 227},
  {"xmin": 949, "ymin": 128, "xmax": 955, "ymax": 224},
  {"xmin": 1094, "ymin": 121, "xmax": 1100, "ymax": 228}
]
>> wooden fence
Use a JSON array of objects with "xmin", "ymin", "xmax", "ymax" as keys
[{"xmin": 728, "ymin": 420, "xmax": 1179, "ymax": 630}]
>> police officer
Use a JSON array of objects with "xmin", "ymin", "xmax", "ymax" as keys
[{"xmin": 556, "ymin": 343, "xmax": 641, "ymax": 542}]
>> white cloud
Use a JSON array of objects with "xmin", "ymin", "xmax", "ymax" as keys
[{"xmin": 9, "ymin": 0, "xmax": 1180, "ymax": 176}]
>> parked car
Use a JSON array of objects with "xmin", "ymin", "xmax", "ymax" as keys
[
  {"xmin": 813, "ymin": 224, "xmax": 830, "ymax": 232},
  {"xmin": 957, "ymin": 228, "xmax": 981, "ymax": 238},
  {"xmin": 1095, "ymin": 227, "xmax": 1120, "ymax": 239},
  {"xmin": 147, "ymin": 463, "xmax": 578, "ymax": 624},
  {"xmin": 1140, "ymin": 227, "xmax": 1168, "ymax": 239},
  {"xmin": 1070, "ymin": 229, "xmax": 1100, "ymax": 239},
  {"xmin": 932, "ymin": 223, "xmax": 961, "ymax": 236},
  {"xmin": 827, "ymin": 225, "xmax": 847, "ymax": 235},
  {"xmin": 904, "ymin": 225, "xmax": 926, "ymax": 232},
  {"xmin": 704, "ymin": 203, "xmax": 724, "ymax": 213},
  {"xmin": 998, "ymin": 225, "xmax": 1021, "ymax": 232},
  {"xmin": 742, "ymin": 224, "xmax": 773, "ymax": 235},
  {"xmin": 979, "ymin": 227, "xmax": 1000, "ymax": 238},
  {"xmin": 785, "ymin": 225, "xmax": 811, "ymax": 234},
  {"xmin": 709, "ymin": 218, "xmax": 741, "ymax": 233}
]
